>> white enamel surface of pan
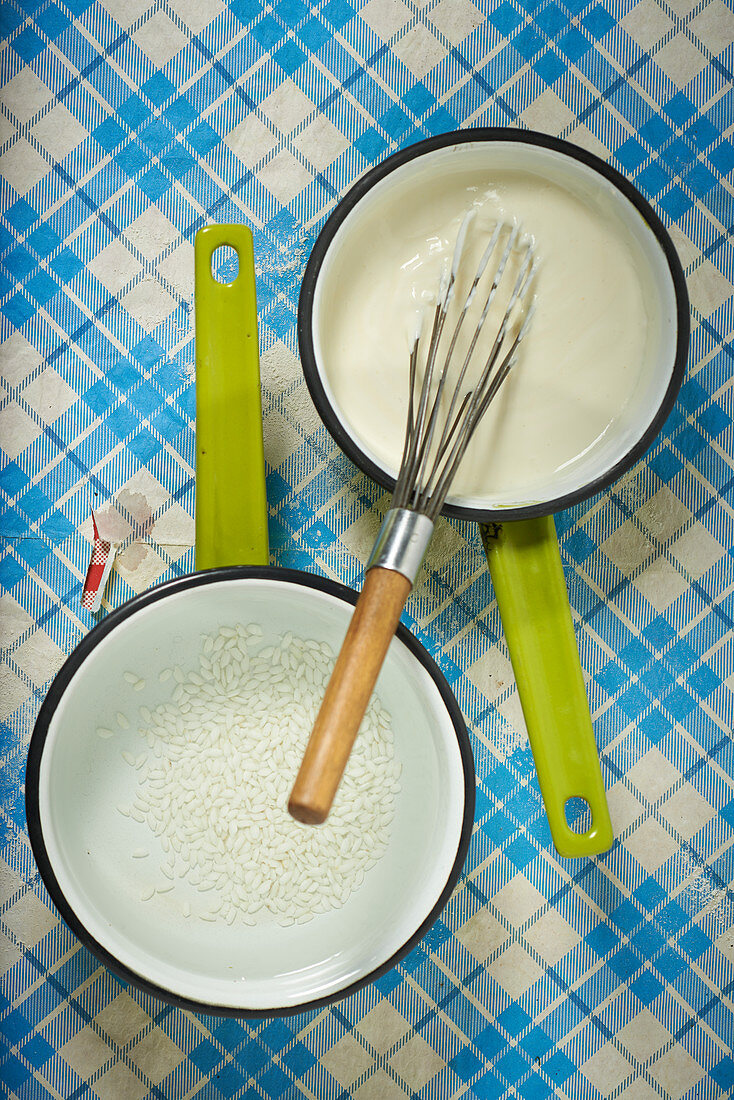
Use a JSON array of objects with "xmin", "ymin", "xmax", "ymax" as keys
[{"xmin": 28, "ymin": 571, "xmax": 474, "ymax": 1014}]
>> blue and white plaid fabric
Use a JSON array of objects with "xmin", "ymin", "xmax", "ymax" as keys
[{"xmin": 1, "ymin": 0, "xmax": 733, "ymax": 1096}]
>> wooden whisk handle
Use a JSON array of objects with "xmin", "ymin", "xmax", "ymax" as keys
[{"xmin": 288, "ymin": 567, "xmax": 411, "ymax": 825}]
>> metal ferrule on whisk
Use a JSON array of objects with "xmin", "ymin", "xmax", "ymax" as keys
[{"xmin": 367, "ymin": 508, "xmax": 435, "ymax": 585}]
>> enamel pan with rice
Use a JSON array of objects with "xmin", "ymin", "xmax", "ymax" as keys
[
  {"xmin": 25, "ymin": 226, "xmax": 475, "ymax": 1016},
  {"xmin": 26, "ymin": 571, "xmax": 474, "ymax": 1015}
]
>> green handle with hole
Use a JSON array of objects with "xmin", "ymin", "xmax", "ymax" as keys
[
  {"xmin": 481, "ymin": 516, "xmax": 613, "ymax": 858},
  {"xmin": 194, "ymin": 225, "xmax": 269, "ymax": 570}
]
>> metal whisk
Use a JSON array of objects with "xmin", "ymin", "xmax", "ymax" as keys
[{"xmin": 289, "ymin": 215, "xmax": 537, "ymax": 825}]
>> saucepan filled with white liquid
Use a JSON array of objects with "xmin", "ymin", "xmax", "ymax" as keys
[{"xmin": 297, "ymin": 129, "xmax": 689, "ymax": 859}]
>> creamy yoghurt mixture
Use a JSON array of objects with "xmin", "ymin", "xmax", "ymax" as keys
[{"xmin": 315, "ymin": 166, "xmax": 663, "ymax": 507}]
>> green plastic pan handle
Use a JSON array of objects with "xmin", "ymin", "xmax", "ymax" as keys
[
  {"xmin": 480, "ymin": 516, "xmax": 613, "ymax": 858},
  {"xmin": 194, "ymin": 225, "xmax": 269, "ymax": 571}
]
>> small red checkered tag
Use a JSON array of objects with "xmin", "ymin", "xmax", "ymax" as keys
[{"xmin": 81, "ymin": 510, "xmax": 117, "ymax": 612}]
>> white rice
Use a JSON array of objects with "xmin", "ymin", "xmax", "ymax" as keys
[{"xmin": 122, "ymin": 625, "xmax": 400, "ymax": 925}]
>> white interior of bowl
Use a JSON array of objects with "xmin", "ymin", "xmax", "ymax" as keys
[
  {"xmin": 38, "ymin": 578, "xmax": 466, "ymax": 1011},
  {"xmin": 311, "ymin": 140, "xmax": 680, "ymax": 511}
]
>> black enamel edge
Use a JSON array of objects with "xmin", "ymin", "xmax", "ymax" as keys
[
  {"xmin": 298, "ymin": 127, "xmax": 690, "ymax": 522},
  {"xmin": 25, "ymin": 566, "xmax": 475, "ymax": 1018}
]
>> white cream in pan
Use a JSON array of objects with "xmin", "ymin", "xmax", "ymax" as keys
[{"xmin": 313, "ymin": 149, "xmax": 674, "ymax": 510}]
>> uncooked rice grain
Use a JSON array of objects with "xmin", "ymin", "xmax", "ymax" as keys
[{"xmin": 124, "ymin": 626, "xmax": 400, "ymax": 926}]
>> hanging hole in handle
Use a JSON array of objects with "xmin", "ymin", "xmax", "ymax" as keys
[
  {"xmin": 565, "ymin": 796, "xmax": 593, "ymax": 834},
  {"xmin": 211, "ymin": 245, "xmax": 239, "ymax": 284}
]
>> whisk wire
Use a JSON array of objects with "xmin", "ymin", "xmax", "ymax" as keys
[
  {"xmin": 409, "ymin": 218, "xmax": 507, "ymax": 501},
  {"xmin": 430, "ymin": 222, "xmax": 506, "ymax": 444},
  {"xmin": 394, "ymin": 272, "xmax": 455, "ymax": 508},
  {"xmin": 426, "ymin": 254, "xmax": 537, "ymax": 515},
  {"xmin": 415, "ymin": 227, "xmax": 526, "ymax": 513},
  {"xmin": 393, "ymin": 325, "xmax": 432, "ymax": 508},
  {"xmin": 396, "ymin": 322, "xmax": 421, "ymax": 482},
  {"xmin": 395, "ymin": 221, "xmax": 537, "ymax": 519}
]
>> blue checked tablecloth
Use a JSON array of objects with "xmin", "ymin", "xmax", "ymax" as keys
[{"xmin": 1, "ymin": 0, "xmax": 733, "ymax": 1097}]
